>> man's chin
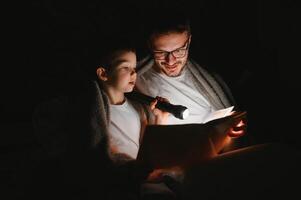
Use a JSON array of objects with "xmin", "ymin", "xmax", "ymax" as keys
[
  {"xmin": 162, "ymin": 63, "xmax": 185, "ymax": 77},
  {"xmin": 164, "ymin": 69, "xmax": 181, "ymax": 77}
]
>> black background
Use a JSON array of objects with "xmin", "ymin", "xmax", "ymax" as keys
[{"xmin": 2, "ymin": 0, "xmax": 301, "ymax": 191}]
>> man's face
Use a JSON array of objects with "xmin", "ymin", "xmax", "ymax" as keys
[{"xmin": 151, "ymin": 31, "xmax": 190, "ymax": 77}]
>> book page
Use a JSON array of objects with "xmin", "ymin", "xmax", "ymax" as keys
[{"xmin": 202, "ymin": 106, "xmax": 234, "ymax": 123}]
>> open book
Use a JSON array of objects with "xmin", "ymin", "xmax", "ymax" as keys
[
  {"xmin": 202, "ymin": 106, "xmax": 234, "ymax": 123},
  {"xmin": 136, "ymin": 110, "xmax": 247, "ymax": 169}
]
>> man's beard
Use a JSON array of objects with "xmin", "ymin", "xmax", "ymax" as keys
[{"xmin": 161, "ymin": 61, "xmax": 186, "ymax": 77}]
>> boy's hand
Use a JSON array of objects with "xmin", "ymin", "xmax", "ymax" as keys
[{"xmin": 150, "ymin": 96, "xmax": 170, "ymax": 124}]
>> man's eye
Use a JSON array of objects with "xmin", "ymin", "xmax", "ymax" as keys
[
  {"xmin": 155, "ymin": 52, "xmax": 166, "ymax": 56},
  {"xmin": 175, "ymin": 49, "xmax": 185, "ymax": 53}
]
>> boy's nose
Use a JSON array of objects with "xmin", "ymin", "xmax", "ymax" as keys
[{"xmin": 131, "ymin": 70, "xmax": 137, "ymax": 76}]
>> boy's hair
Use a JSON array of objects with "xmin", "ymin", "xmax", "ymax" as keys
[
  {"xmin": 86, "ymin": 35, "xmax": 136, "ymax": 79},
  {"xmin": 99, "ymin": 38, "xmax": 136, "ymax": 71}
]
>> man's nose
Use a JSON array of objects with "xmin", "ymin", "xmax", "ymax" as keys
[{"xmin": 165, "ymin": 53, "xmax": 177, "ymax": 65}]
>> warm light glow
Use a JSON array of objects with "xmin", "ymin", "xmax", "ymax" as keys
[
  {"xmin": 220, "ymin": 136, "xmax": 235, "ymax": 152},
  {"xmin": 224, "ymin": 135, "xmax": 232, "ymax": 146}
]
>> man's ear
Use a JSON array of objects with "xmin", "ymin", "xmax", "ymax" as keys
[{"xmin": 96, "ymin": 67, "xmax": 108, "ymax": 81}]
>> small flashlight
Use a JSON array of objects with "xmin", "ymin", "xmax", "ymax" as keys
[{"xmin": 126, "ymin": 91, "xmax": 189, "ymax": 120}]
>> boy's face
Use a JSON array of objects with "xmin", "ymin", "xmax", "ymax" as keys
[
  {"xmin": 107, "ymin": 51, "xmax": 137, "ymax": 93},
  {"xmin": 150, "ymin": 31, "xmax": 190, "ymax": 77}
]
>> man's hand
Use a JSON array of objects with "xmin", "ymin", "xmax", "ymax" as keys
[
  {"xmin": 146, "ymin": 166, "xmax": 184, "ymax": 183},
  {"xmin": 227, "ymin": 119, "xmax": 247, "ymax": 137}
]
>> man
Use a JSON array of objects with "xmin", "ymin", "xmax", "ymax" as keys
[
  {"xmin": 133, "ymin": 13, "xmax": 247, "ymax": 200},
  {"xmin": 134, "ymin": 14, "xmax": 301, "ymax": 200},
  {"xmin": 136, "ymin": 14, "xmax": 244, "ymax": 136}
]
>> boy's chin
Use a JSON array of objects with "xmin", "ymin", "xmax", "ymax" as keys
[{"xmin": 124, "ymin": 87, "xmax": 134, "ymax": 93}]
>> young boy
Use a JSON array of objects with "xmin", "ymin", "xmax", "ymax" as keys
[
  {"xmin": 30, "ymin": 37, "xmax": 172, "ymax": 200},
  {"xmin": 94, "ymin": 38, "xmax": 169, "ymax": 161}
]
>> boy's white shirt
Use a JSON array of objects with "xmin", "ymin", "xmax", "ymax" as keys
[{"xmin": 109, "ymin": 98, "xmax": 141, "ymax": 159}]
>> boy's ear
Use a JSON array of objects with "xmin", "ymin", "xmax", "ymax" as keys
[{"xmin": 96, "ymin": 67, "xmax": 108, "ymax": 81}]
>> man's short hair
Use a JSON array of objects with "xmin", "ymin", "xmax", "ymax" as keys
[{"xmin": 146, "ymin": 12, "xmax": 191, "ymax": 42}]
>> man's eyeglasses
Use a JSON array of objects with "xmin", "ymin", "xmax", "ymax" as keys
[{"xmin": 152, "ymin": 38, "xmax": 190, "ymax": 60}]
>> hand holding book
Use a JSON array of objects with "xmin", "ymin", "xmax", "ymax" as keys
[
  {"xmin": 202, "ymin": 106, "xmax": 247, "ymax": 138},
  {"xmin": 137, "ymin": 109, "xmax": 247, "ymax": 169}
]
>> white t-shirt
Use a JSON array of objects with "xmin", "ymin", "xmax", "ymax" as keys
[
  {"xmin": 136, "ymin": 67, "xmax": 215, "ymax": 124},
  {"xmin": 109, "ymin": 99, "xmax": 141, "ymax": 159}
]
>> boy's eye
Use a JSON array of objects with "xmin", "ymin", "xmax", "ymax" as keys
[
  {"xmin": 121, "ymin": 66, "xmax": 130, "ymax": 71},
  {"xmin": 120, "ymin": 66, "xmax": 136, "ymax": 73}
]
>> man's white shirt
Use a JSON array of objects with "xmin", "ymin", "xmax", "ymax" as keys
[{"xmin": 136, "ymin": 67, "xmax": 215, "ymax": 124}]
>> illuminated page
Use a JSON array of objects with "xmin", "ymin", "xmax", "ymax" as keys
[{"xmin": 202, "ymin": 106, "xmax": 234, "ymax": 123}]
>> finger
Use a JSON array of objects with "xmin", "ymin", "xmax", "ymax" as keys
[
  {"xmin": 150, "ymin": 99, "xmax": 158, "ymax": 110},
  {"xmin": 233, "ymin": 125, "xmax": 246, "ymax": 133},
  {"xmin": 156, "ymin": 96, "xmax": 169, "ymax": 103},
  {"xmin": 236, "ymin": 120, "xmax": 245, "ymax": 127},
  {"xmin": 160, "ymin": 97, "xmax": 169, "ymax": 103},
  {"xmin": 152, "ymin": 108, "xmax": 161, "ymax": 116},
  {"xmin": 228, "ymin": 127, "xmax": 245, "ymax": 138},
  {"xmin": 155, "ymin": 96, "xmax": 162, "ymax": 101}
]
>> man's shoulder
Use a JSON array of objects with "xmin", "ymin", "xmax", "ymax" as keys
[
  {"xmin": 137, "ymin": 55, "xmax": 152, "ymax": 67},
  {"xmin": 187, "ymin": 58, "xmax": 219, "ymax": 76}
]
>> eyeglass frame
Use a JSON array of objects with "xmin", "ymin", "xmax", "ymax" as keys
[{"xmin": 152, "ymin": 36, "xmax": 191, "ymax": 60}]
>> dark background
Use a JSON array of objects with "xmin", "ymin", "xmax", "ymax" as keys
[{"xmin": 2, "ymin": 0, "xmax": 301, "ymax": 195}]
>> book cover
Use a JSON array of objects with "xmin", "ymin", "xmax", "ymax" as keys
[{"xmin": 137, "ymin": 111, "xmax": 247, "ymax": 169}]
